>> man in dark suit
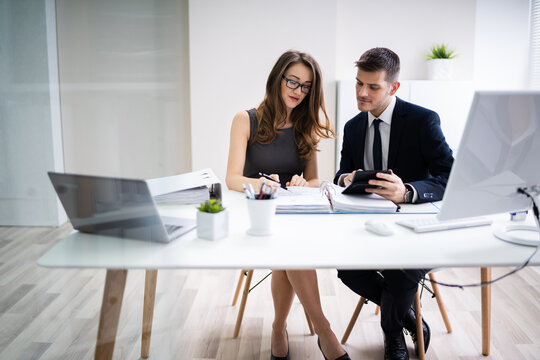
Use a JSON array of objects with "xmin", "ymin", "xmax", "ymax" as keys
[{"xmin": 335, "ymin": 48, "xmax": 454, "ymax": 360}]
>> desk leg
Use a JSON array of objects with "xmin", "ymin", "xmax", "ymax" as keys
[
  {"xmin": 95, "ymin": 269, "xmax": 128, "ymax": 360},
  {"xmin": 141, "ymin": 270, "xmax": 158, "ymax": 359},
  {"xmin": 481, "ymin": 267, "xmax": 492, "ymax": 356}
]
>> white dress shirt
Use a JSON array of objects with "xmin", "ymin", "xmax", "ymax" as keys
[{"xmin": 364, "ymin": 96, "xmax": 396, "ymax": 171}]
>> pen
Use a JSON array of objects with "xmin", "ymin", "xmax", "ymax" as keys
[
  {"xmin": 248, "ymin": 183, "xmax": 255, "ymax": 199},
  {"xmin": 258, "ymin": 180, "xmax": 266, "ymax": 200},
  {"xmin": 242, "ymin": 183, "xmax": 252, "ymax": 199},
  {"xmin": 258, "ymin": 172, "xmax": 288, "ymax": 190}
]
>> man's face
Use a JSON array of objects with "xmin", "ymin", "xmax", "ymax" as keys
[{"xmin": 355, "ymin": 68, "xmax": 399, "ymax": 118}]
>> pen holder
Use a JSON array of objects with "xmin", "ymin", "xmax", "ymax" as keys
[{"xmin": 246, "ymin": 197, "xmax": 277, "ymax": 236}]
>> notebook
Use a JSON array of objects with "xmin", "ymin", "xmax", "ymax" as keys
[
  {"xmin": 48, "ymin": 172, "xmax": 196, "ymax": 243},
  {"xmin": 275, "ymin": 182, "xmax": 398, "ymax": 213}
]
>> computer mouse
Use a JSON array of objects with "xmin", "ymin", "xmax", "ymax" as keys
[{"xmin": 365, "ymin": 219, "xmax": 395, "ymax": 236}]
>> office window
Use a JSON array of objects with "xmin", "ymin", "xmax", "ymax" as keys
[{"xmin": 532, "ymin": 0, "xmax": 540, "ymax": 89}]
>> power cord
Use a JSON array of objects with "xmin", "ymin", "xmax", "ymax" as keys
[{"xmin": 407, "ymin": 186, "xmax": 540, "ymax": 289}]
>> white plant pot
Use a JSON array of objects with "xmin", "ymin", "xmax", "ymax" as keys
[
  {"xmin": 197, "ymin": 210, "xmax": 229, "ymax": 240},
  {"xmin": 427, "ymin": 59, "xmax": 454, "ymax": 81}
]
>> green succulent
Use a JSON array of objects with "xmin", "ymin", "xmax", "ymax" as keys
[
  {"xmin": 427, "ymin": 44, "xmax": 456, "ymax": 60},
  {"xmin": 197, "ymin": 199, "xmax": 225, "ymax": 213}
]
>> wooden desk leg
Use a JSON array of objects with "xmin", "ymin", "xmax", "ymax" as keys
[
  {"xmin": 141, "ymin": 270, "xmax": 158, "ymax": 359},
  {"xmin": 233, "ymin": 270, "xmax": 253, "ymax": 338},
  {"xmin": 232, "ymin": 269, "xmax": 246, "ymax": 306},
  {"xmin": 95, "ymin": 269, "xmax": 128, "ymax": 360},
  {"xmin": 481, "ymin": 267, "xmax": 492, "ymax": 356}
]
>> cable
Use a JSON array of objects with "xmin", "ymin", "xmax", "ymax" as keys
[{"xmin": 407, "ymin": 186, "xmax": 540, "ymax": 289}]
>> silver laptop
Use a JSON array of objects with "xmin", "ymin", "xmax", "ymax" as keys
[{"xmin": 48, "ymin": 172, "xmax": 196, "ymax": 243}]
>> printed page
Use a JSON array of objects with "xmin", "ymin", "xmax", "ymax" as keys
[{"xmin": 275, "ymin": 186, "xmax": 331, "ymax": 213}]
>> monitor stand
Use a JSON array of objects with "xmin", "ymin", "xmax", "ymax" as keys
[{"xmin": 493, "ymin": 224, "xmax": 540, "ymax": 247}]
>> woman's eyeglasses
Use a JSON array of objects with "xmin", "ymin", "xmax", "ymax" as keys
[{"xmin": 282, "ymin": 75, "xmax": 311, "ymax": 94}]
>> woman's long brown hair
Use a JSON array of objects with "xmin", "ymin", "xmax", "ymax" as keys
[{"xmin": 253, "ymin": 50, "xmax": 335, "ymax": 160}]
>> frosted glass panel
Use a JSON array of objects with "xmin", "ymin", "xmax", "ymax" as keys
[
  {"xmin": 0, "ymin": 0, "xmax": 65, "ymax": 226},
  {"xmin": 56, "ymin": 0, "xmax": 191, "ymax": 179}
]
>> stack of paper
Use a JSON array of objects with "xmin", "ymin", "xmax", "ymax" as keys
[
  {"xmin": 275, "ymin": 186, "xmax": 332, "ymax": 213},
  {"xmin": 325, "ymin": 183, "xmax": 398, "ymax": 213},
  {"xmin": 153, "ymin": 186, "xmax": 209, "ymax": 205},
  {"xmin": 147, "ymin": 168, "xmax": 220, "ymax": 205},
  {"xmin": 329, "ymin": 191, "xmax": 398, "ymax": 213}
]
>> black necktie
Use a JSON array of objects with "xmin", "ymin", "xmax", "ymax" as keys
[{"xmin": 373, "ymin": 119, "xmax": 383, "ymax": 170}]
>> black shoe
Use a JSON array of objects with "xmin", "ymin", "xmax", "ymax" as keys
[
  {"xmin": 317, "ymin": 337, "xmax": 351, "ymax": 360},
  {"xmin": 403, "ymin": 307, "xmax": 431, "ymax": 356},
  {"xmin": 383, "ymin": 331, "xmax": 409, "ymax": 360},
  {"xmin": 270, "ymin": 330, "xmax": 290, "ymax": 360}
]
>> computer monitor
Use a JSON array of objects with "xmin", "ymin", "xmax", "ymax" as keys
[{"xmin": 437, "ymin": 91, "xmax": 540, "ymax": 246}]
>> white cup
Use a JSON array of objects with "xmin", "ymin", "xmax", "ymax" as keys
[{"xmin": 246, "ymin": 198, "xmax": 277, "ymax": 236}]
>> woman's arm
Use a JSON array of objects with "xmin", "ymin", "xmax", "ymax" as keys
[{"xmin": 225, "ymin": 111, "xmax": 279, "ymax": 192}]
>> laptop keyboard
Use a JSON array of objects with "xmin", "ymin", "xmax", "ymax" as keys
[
  {"xmin": 165, "ymin": 224, "xmax": 184, "ymax": 237},
  {"xmin": 396, "ymin": 217, "xmax": 492, "ymax": 233}
]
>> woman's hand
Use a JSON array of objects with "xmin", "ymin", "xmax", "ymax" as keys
[
  {"xmin": 286, "ymin": 175, "xmax": 308, "ymax": 187},
  {"xmin": 256, "ymin": 174, "xmax": 280, "ymax": 193}
]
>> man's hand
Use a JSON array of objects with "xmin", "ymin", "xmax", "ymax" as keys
[
  {"xmin": 344, "ymin": 169, "xmax": 363, "ymax": 187},
  {"xmin": 364, "ymin": 169, "xmax": 407, "ymax": 203}
]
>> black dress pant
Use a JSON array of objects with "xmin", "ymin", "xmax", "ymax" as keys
[{"xmin": 338, "ymin": 269, "xmax": 428, "ymax": 335}]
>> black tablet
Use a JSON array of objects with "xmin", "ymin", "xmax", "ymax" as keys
[{"xmin": 342, "ymin": 170, "xmax": 391, "ymax": 195}]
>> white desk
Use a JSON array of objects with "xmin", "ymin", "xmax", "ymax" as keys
[{"xmin": 38, "ymin": 190, "xmax": 540, "ymax": 359}]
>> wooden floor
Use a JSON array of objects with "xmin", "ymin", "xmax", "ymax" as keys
[{"xmin": 0, "ymin": 225, "xmax": 539, "ymax": 360}]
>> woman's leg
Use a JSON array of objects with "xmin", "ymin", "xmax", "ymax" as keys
[
  {"xmin": 285, "ymin": 270, "xmax": 346, "ymax": 359},
  {"xmin": 271, "ymin": 270, "xmax": 295, "ymax": 357}
]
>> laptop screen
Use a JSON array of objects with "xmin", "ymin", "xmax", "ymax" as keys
[{"xmin": 48, "ymin": 172, "xmax": 167, "ymax": 241}]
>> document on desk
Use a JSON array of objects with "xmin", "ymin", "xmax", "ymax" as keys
[
  {"xmin": 146, "ymin": 168, "xmax": 219, "ymax": 204},
  {"xmin": 275, "ymin": 183, "xmax": 398, "ymax": 213},
  {"xmin": 324, "ymin": 183, "xmax": 398, "ymax": 213},
  {"xmin": 276, "ymin": 186, "xmax": 332, "ymax": 213}
]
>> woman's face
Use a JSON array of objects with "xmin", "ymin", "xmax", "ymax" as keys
[{"xmin": 280, "ymin": 63, "xmax": 313, "ymax": 111}]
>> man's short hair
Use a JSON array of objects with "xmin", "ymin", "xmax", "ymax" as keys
[{"xmin": 355, "ymin": 47, "xmax": 400, "ymax": 83}]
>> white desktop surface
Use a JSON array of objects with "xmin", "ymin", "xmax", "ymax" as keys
[{"xmin": 38, "ymin": 190, "xmax": 540, "ymax": 270}]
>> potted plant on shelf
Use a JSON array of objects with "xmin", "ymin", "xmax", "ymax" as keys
[
  {"xmin": 426, "ymin": 43, "xmax": 456, "ymax": 81},
  {"xmin": 197, "ymin": 199, "xmax": 228, "ymax": 240}
]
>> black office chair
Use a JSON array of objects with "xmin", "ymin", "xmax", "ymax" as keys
[{"xmin": 340, "ymin": 272, "xmax": 452, "ymax": 360}]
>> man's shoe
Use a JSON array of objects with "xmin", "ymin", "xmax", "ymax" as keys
[
  {"xmin": 403, "ymin": 308, "xmax": 431, "ymax": 356},
  {"xmin": 383, "ymin": 331, "xmax": 409, "ymax": 360}
]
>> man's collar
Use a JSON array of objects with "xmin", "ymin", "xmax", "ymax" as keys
[{"xmin": 368, "ymin": 96, "xmax": 396, "ymax": 126}]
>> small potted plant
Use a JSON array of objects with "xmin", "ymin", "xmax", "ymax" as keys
[
  {"xmin": 197, "ymin": 199, "xmax": 228, "ymax": 240},
  {"xmin": 426, "ymin": 43, "xmax": 456, "ymax": 81}
]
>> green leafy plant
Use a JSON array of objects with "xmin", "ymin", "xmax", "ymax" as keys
[
  {"xmin": 197, "ymin": 199, "xmax": 225, "ymax": 213},
  {"xmin": 427, "ymin": 43, "xmax": 456, "ymax": 60}
]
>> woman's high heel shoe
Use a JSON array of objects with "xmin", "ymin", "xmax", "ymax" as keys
[{"xmin": 317, "ymin": 337, "xmax": 351, "ymax": 360}]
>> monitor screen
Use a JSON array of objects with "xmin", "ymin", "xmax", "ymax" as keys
[{"xmin": 438, "ymin": 91, "xmax": 540, "ymax": 221}]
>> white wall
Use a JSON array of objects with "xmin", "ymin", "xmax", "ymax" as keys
[
  {"xmin": 189, "ymin": 0, "xmax": 338, "ymax": 183},
  {"xmin": 335, "ymin": 0, "xmax": 476, "ymax": 81},
  {"xmin": 474, "ymin": 0, "xmax": 531, "ymax": 89},
  {"xmin": 56, "ymin": 0, "xmax": 192, "ymax": 179}
]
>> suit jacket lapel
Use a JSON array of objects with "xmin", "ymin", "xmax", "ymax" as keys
[
  {"xmin": 388, "ymin": 97, "xmax": 406, "ymax": 169},
  {"xmin": 355, "ymin": 112, "xmax": 368, "ymax": 169}
]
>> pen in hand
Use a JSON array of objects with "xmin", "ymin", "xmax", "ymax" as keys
[{"xmin": 258, "ymin": 172, "xmax": 288, "ymax": 190}]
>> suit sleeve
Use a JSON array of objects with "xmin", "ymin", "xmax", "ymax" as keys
[
  {"xmin": 409, "ymin": 112, "xmax": 454, "ymax": 203},
  {"xmin": 334, "ymin": 124, "xmax": 355, "ymax": 184}
]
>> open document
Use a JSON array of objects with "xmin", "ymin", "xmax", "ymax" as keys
[{"xmin": 275, "ymin": 182, "xmax": 398, "ymax": 213}]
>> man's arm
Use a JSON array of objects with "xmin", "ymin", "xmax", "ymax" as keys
[{"xmin": 408, "ymin": 112, "xmax": 454, "ymax": 203}]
